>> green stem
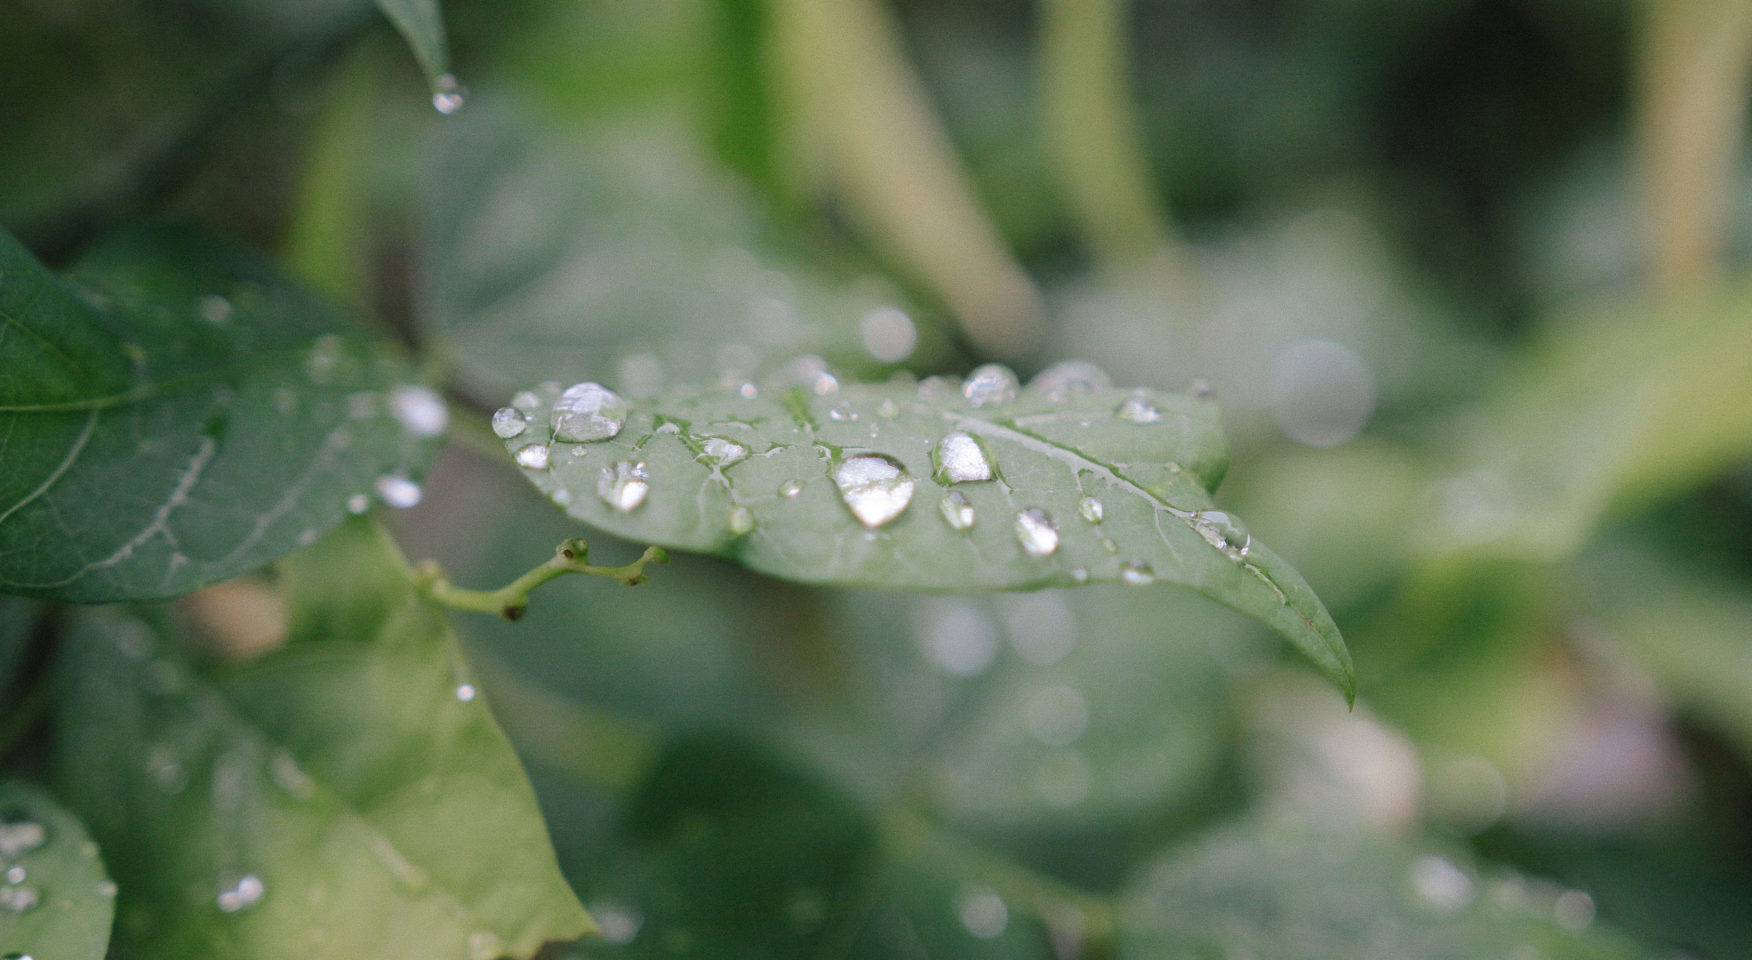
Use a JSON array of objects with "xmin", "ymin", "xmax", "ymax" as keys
[{"xmin": 415, "ymin": 539, "xmax": 669, "ymax": 620}]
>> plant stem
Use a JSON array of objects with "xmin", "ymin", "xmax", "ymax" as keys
[{"xmin": 415, "ymin": 539, "xmax": 668, "ymax": 621}]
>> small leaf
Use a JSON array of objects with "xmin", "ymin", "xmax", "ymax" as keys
[
  {"xmin": 0, "ymin": 225, "xmax": 442, "ymax": 603},
  {"xmin": 375, "ymin": 0, "xmax": 452, "ymax": 95},
  {"xmin": 501, "ymin": 371, "xmax": 1353, "ymax": 699},
  {"xmin": 0, "ymin": 780, "xmax": 116, "ymax": 960},
  {"xmin": 1120, "ymin": 822, "xmax": 1650, "ymax": 959},
  {"xmin": 50, "ymin": 522, "xmax": 590, "ymax": 960}
]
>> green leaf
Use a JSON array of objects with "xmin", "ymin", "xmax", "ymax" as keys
[
  {"xmin": 1119, "ymin": 822, "xmax": 1650, "ymax": 960},
  {"xmin": 0, "ymin": 780, "xmax": 116, "ymax": 960},
  {"xmin": 499, "ymin": 371, "xmax": 1353, "ymax": 700},
  {"xmin": 418, "ymin": 105, "xmax": 943, "ymax": 402},
  {"xmin": 50, "ymin": 524, "xmax": 590, "ymax": 960},
  {"xmin": 1438, "ymin": 281, "xmax": 1752, "ymax": 561},
  {"xmin": 375, "ymin": 0, "xmax": 452, "ymax": 95},
  {"xmin": 0, "ymin": 225, "xmax": 442, "ymax": 603}
]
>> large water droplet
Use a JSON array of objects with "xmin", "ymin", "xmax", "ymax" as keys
[
  {"xmin": 935, "ymin": 431, "xmax": 992, "ymax": 483},
  {"xmin": 833, "ymin": 455, "xmax": 915, "ymax": 528},
  {"xmin": 963, "ymin": 364, "xmax": 1019, "ymax": 407},
  {"xmin": 1078, "ymin": 496, "xmax": 1104, "ymax": 523},
  {"xmin": 551, "ymin": 382, "xmax": 628, "ymax": 442},
  {"xmin": 374, "ymin": 474, "xmax": 422, "ymax": 510},
  {"xmin": 1029, "ymin": 360, "xmax": 1111, "ymax": 400},
  {"xmin": 1190, "ymin": 510, "xmax": 1251, "ymax": 558},
  {"xmin": 431, "ymin": 73, "xmax": 467, "ymax": 114},
  {"xmin": 216, "ymin": 873, "xmax": 265, "ymax": 913},
  {"xmin": 389, "ymin": 385, "xmax": 448, "ymax": 438},
  {"xmin": 0, "ymin": 819, "xmax": 46, "ymax": 859},
  {"xmin": 727, "ymin": 504, "xmax": 755, "ymax": 535},
  {"xmin": 491, "ymin": 407, "xmax": 528, "ymax": 439},
  {"xmin": 514, "ymin": 443, "xmax": 550, "ymax": 470},
  {"xmin": 1120, "ymin": 561, "xmax": 1154, "ymax": 585},
  {"xmin": 1013, "ymin": 508, "xmax": 1059, "ymax": 557},
  {"xmin": 778, "ymin": 478, "xmax": 805, "ymax": 499},
  {"xmin": 597, "ymin": 461, "xmax": 651, "ymax": 512},
  {"xmin": 860, "ymin": 305, "xmax": 917, "ymax": 363},
  {"xmin": 700, "ymin": 436, "xmax": 748, "ymax": 466},
  {"xmin": 939, "ymin": 490, "xmax": 975, "ymax": 531},
  {"xmin": 1116, "ymin": 393, "xmax": 1162, "ymax": 423},
  {"xmin": 957, "ymin": 886, "xmax": 1008, "ymax": 939}
]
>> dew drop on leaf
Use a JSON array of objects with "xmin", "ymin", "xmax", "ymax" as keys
[
  {"xmin": 389, "ymin": 385, "xmax": 448, "ymax": 437},
  {"xmin": 1029, "ymin": 360, "xmax": 1111, "ymax": 400},
  {"xmin": 1115, "ymin": 393, "xmax": 1163, "ymax": 423},
  {"xmin": 455, "ymin": 683, "xmax": 477, "ymax": 702},
  {"xmin": 778, "ymin": 478, "xmax": 805, "ymax": 499},
  {"xmin": 514, "ymin": 443, "xmax": 551, "ymax": 470},
  {"xmin": 700, "ymin": 437, "xmax": 748, "ymax": 466},
  {"xmin": 957, "ymin": 886, "xmax": 1008, "ymax": 939},
  {"xmin": 431, "ymin": 73, "xmax": 467, "ymax": 114},
  {"xmin": 833, "ymin": 454, "xmax": 915, "ymax": 528},
  {"xmin": 727, "ymin": 504, "xmax": 755, "ymax": 535},
  {"xmin": 346, "ymin": 493, "xmax": 371, "ymax": 515},
  {"xmin": 492, "ymin": 408, "xmax": 529, "ymax": 439},
  {"xmin": 551, "ymin": 382, "xmax": 628, "ymax": 442},
  {"xmin": 216, "ymin": 873, "xmax": 265, "ymax": 913},
  {"xmin": 0, "ymin": 884, "xmax": 39, "ymax": 914},
  {"xmin": 374, "ymin": 474, "xmax": 422, "ymax": 509},
  {"xmin": 936, "ymin": 431, "xmax": 992, "ymax": 483},
  {"xmin": 597, "ymin": 461, "xmax": 651, "ymax": 512},
  {"xmin": 0, "ymin": 819, "xmax": 46, "ymax": 859},
  {"xmin": 1013, "ymin": 508, "xmax": 1059, "ymax": 557},
  {"xmin": 938, "ymin": 490, "xmax": 976, "ymax": 531},
  {"xmin": 1190, "ymin": 510, "xmax": 1251, "ymax": 558},
  {"xmin": 963, "ymin": 363, "xmax": 1019, "ymax": 407},
  {"xmin": 1078, "ymin": 496, "xmax": 1104, "ymax": 523},
  {"xmin": 1121, "ymin": 560, "xmax": 1154, "ymax": 585}
]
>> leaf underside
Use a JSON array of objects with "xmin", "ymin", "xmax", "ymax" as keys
[{"xmin": 501, "ymin": 375, "xmax": 1353, "ymax": 699}]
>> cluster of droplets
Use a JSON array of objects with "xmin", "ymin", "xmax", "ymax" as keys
[{"xmin": 0, "ymin": 816, "xmax": 47, "ymax": 916}]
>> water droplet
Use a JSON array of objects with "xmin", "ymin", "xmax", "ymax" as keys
[
  {"xmin": 778, "ymin": 478, "xmax": 804, "ymax": 499},
  {"xmin": 700, "ymin": 437, "xmax": 749, "ymax": 467},
  {"xmin": 1100, "ymin": 537, "xmax": 1118, "ymax": 554},
  {"xmin": 738, "ymin": 381, "xmax": 759, "ymax": 400},
  {"xmin": 957, "ymin": 886, "xmax": 1008, "ymax": 939},
  {"xmin": 1013, "ymin": 508, "xmax": 1059, "ymax": 557},
  {"xmin": 1029, "ymin": 360, "xmax": 1111, "ymax": 400},
  {"xmin": 1069, "ymin": 566, "xmax": 1089, "ymax": 583},
  {"xmin": 1190, "ymin": 510, "xmax": 1251, "ymax": 558},
  {"xmin": 963, "ymin": 364, "xmax": 1019, "ymax": 407},
  {"xmin": 216, "ymin": 873, "xmax": 265, "ymax": 913},
  {"xmin": 198, "ymin": 294, "xmax": 233, "ymax": 325},
  {"xmin": 1115, "ymin": 393, "xmax": 1162, "ymax": 423},
  {"xmin": 385, "ymin": 387, "xmax": 445, "ymax": 439},
  {"xmin": 431, "ymin": 73, "xmax": 467, "ymax": 114},
  {"xmin": 876, "ymin": 398, "xmax": 900, "ymax": 419},
  {"xmin": 1026, "ymin": 685, "xmax": 1090, "ymax": 746},
  {"xmin": 1120, "ymin": 561, "xmax": 1154, "ymax": 585},
  {"xmin": 939, "ymin": 490, "xmax": 976, "ymax": 531},
  {"xmin": 1554, "ymin": 890, "xmax": 1595, "ymax": 929},
  {"xmin": 1409, "ymin": 856, "xmax": 1474, "ymax": 912},
  {"xmin": 833, "ymin": 454, "xmax": 915, "ymax": 528},
  {"xmin": 490, "ymin": 407, "xmax": 527, "ymax": 439},
  {"xmin": 597, "ymin": 461, "xmax": 651, "ymax": 512},
  {"xmin": 1078, "ymin": 496, "xmax": 1104, "ymax": 523},
  {"xmin": 514, "ymin": 443, "xmax": 551, "ymax": 470},
  {"xmin": 96, "ymin": 880, "xmax": 117, "ymax": 898},
  {"xmin": 591, "ymin": 901, "xmax": 644, "ymax": 944},
  {"xmin": 511, "ymin": 390, "xmax": 541, "ymax": 413},
  {"xmin": 860, "ymin": 305, "xmax": 917, "ymax": 362},
  {"xmin": 0, "ymin": 885, "xmax": 38, "ymax": 914},
  {"xmin": 467, "ymin": 930, "xmax": 503, "ymax": 960},
  {"xmin": 0, "ymin": 819, "xmax": 46, "ymax": 859},
  {"xmin": 727, "ymin": 504, "xmax": 755, "ymax": 535},
  {"xmin": 297, "ymin": 528, "xmax": 319, "ymax": 547},
  {"xmin": 935, "ymin": 431, "xmax": 992, "ymax": 483},
  {"xmin": 374, "ymin": 474, "xmax": 422, "ymax": 510},
  {"xmin": 5, "ymin": 866, "xmax": 24, "ymax": 884},
  {"xmin": 3, "ymin": 952, "xmax": 35, "ymax": 960},
  {"xmin": 346, "ymin": 493, "xmax": 371, "ymax": 515},
  {"xmin": 827, "ymin": 406, "xmax": 857, "ymax": 422},
  {"xmin": 455, "ymin": 683, "xmax": 477, "ymax": 702},
  {"xmin": 551, "ymin": 382, "xmax": 628, "ymax": 442},
  {"xmin": 777, "ymin": 355, "xmax": 839, "ymax": 397}
]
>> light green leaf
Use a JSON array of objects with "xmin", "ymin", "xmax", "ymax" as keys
[
  {"xmin": 0, "ymin": 780, "xmax": 116, "ymax": 960},
  {"xmin": 418, "ymin": 105, "xmax": 942, "ymax": 403},
  {"xmin": 0, "ymin": 225, "xmax": 442, "ymax": 603},
  {"xmin": 50, "ymin": 522, "xmax": 590, "ymax": 960},
  {"xmin": 1119, "ymin": 822, "xmax": 1649, "ymax": 959},
  {"xmin": 1436, "ymin": 281, "xmax": 1752, "ymax": 561},
  {"xmin": 375, "ymin": 0, "xmax": 452, "ymax": 94},
  {"xmin": 500, "ymin": 371, "xmax": 1353, "ymax": 699}
]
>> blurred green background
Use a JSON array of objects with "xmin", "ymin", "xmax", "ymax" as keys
[{"xmin": 6, "ymin": 0, "xmax": 1752, "ymax": 956}]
